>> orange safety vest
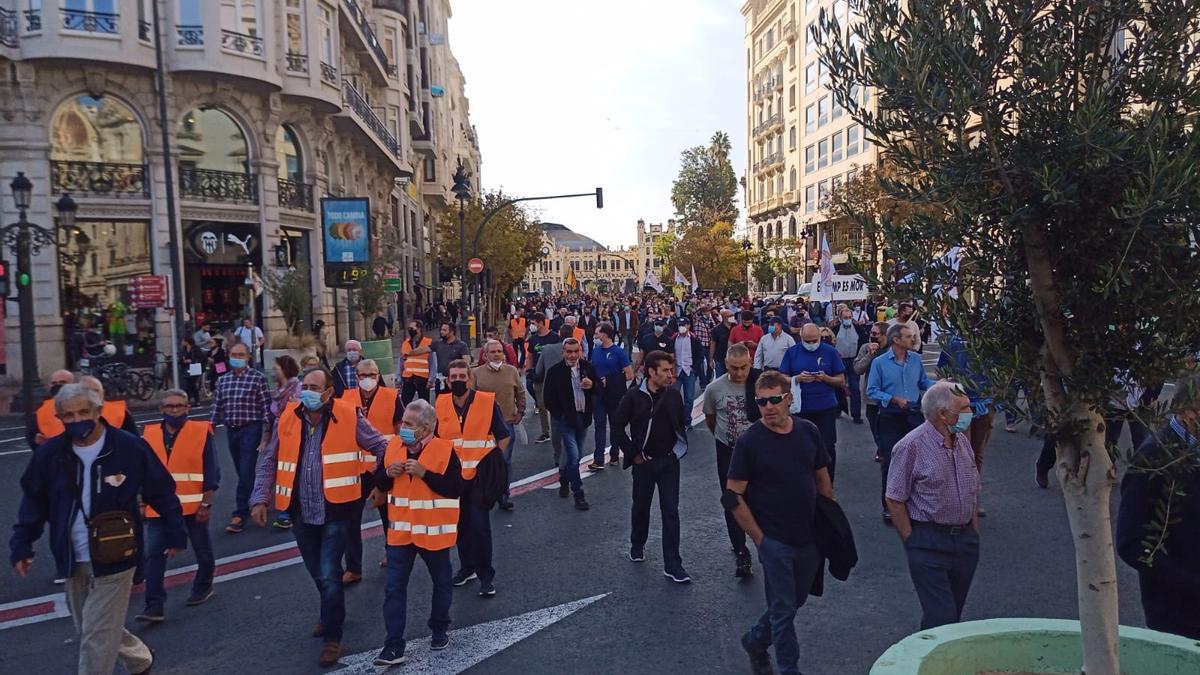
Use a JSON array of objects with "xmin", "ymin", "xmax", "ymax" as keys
[
  {"xmin": 102, "ymin": 401, "xmax": 128, "ymax": 429},
  {"xmin": 340, "ymin": 386, "xmax": 400, "ymax": 472},
  {"xmin": 273, "ymin": 399, "xmax": 363, "ymax": 510},
  {"xmin": 572, "ymin": 327, "xmax": 586, "ymax": 344},
  {"xmin": 401, "ymin": 337, "xmax": 432, "ymax": 378},
  {"xmin": 435, "ymin": 390, "xmax": 497, "ymax": 481},
  {"xmin": 509, "ymin": 317, "xmax": 527, "ymax": 340},
  {"xmin": 143, "ymin": 420, "xmax": 209, "ymax": 517},
  {"xmin": 36, "ymin": 399, "xmax": 65, "ymax": 439},
  {"xmin": 384, "ymin": 436, "xmax": 459, "ymax": 550}
]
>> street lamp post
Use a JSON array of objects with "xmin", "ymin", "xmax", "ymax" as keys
[
  {"xmin": 741, "ymin": 237, "xmax": 752, "ymax": 298},
  {"xmin": 4, "ymin": 173, "xmax": 74, "ymax": 434},
  {"xmin": 451, "ymin": 160, "xmax": 472, "ymax": 343}
]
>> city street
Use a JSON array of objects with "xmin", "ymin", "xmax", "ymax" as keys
[{"xmin": 0, "ymin": 364, "xmax": 1148, "ymax": 674}]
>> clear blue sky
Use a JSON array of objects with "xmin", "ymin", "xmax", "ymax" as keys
[{"xmin": 449, "ymin": 0, "xmax": 746, "ymax": 248}]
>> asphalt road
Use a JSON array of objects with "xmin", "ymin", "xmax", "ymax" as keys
[{"xmin": 0, "ymin": 356, "xmax": 1151, "ymax": 675}]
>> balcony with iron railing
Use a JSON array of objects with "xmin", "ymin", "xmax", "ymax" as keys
[
  {"xmin": 321, "ymin": 61, "xmax": 339, "ymax": 84},
  {"xmin": 179, "ymin": 167, "xmax": 258, "ymax": 204},
  {"xmin": 221, "ymin": 29, "xmax": 264, "ymax": 58},
  {"xmin": 341, "ymin": 0, "xmax": 391, "ymax": 80},
  {"xmin": 176, "ymin": 24, "xmax": 203, "ymax": 47},
  {"xmin": 753, "ymin": 112, "xmax": 783, "ymax": 139},
  {"xmin": 278, "ymin": 178, "xmax": 315, "ymax": 212},
  {"xmin": 1, "ymin": 7, "xmax": 17, "ymax": 48},
  {"xmin": 51, "ymin": 161, "xmax": 149, "ymax": 198},
  {"xmin": 285, "ymin": 52, "xmax": 308, "ymax": 73},
  {"xmin": 372, "ymin": 0, "xmax": 408, "ymax": 13},
  {"xmin": 61, "ymin": 8, "xmax": 118, "ymax": 34},
  {"xmin": 784, "ymin": 21, "xmax": 796, "ymax": 42},
  {"xmin": 342, "ymin": 81, "xmax": 399, "ymax": 157}
]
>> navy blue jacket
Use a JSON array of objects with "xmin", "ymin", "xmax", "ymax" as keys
[{"xmin": 10, "ymin": 424, "xmax": 188, "ymax": 580}]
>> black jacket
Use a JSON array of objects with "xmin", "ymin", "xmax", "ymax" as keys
[
  {"xmin": 809, "ymin": 494, "xmax": 858, "ymax": 597},
  {"xmin": 611, "ymin": 381, "xmax": 687, "ymax": 468},
  {"xmin": 745, "ymin": 368, "xmax": 764, "ymax": 425},
  {"xmin": 543, "ymin": 359, "xmax": 598, "ymax": 430}
]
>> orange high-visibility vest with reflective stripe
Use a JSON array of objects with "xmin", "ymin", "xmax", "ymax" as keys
[
  {"xmin": 340, "ymin": 386, "xmax": 399, "ymax": 472},
  {"xmin": 401, "ymin": 337, "xmax": 432, "ymax": 378},
  {"xmin": 509, "ymin": 317, "xmax": 526, "ymax": 340},
  {"xmin": 102, "ymin": 401, "xmax": 128, "ymax": 429},
  {"xmin": 435, "ymin": 390, "xmax": 497, "ymax": 481},
  {"xmin": 143, "ymin": 420, "xmax": 210, "ymax": 517},
  {"xmin": 36, "ymin": 399, "xmax": 65, "ymax": 439},
  {"xmin": 274, "ymin": 399, "xmax": 363, "ymax": 510},
  {"xmin": 385, "ymin": 436, "xmax": 459, "ymax": 550},
  {"xmin": 572, "ymin": 327, "xmax": 585, "ymax": 344}
]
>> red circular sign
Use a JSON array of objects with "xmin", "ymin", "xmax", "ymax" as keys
[{"xmin": 467, "ymin": 257, "xmax": 484, "ymax": 274}]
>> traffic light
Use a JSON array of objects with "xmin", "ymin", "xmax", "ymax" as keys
[
  {"xmin": 595, "ymin": 187, "xmax": 604, "ymax": 209},
  {"xmin": 0, "ymin": 260, "xmax": 7, "ymax": 297}
]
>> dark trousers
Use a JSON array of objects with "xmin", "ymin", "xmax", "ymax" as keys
[
  {"xmin": 401, "ymin": 376, "xmax": 429, "ymax": 406},
  {"xmin": 878, "ymin": 411, "xmax": 924, "ymax": 510},
  {"xmin": 383, "ymin": 544, "xmax": 453, "ymax": 651},
  {"xmin": 143, "ymin": 515, "xmax": 214, "ymax": 611},
  {"xmin": 866, "ymin": 404, "xmax": 881, "ymax": 452},
  {"xmin": 630, "ymin": 455, "xmax": 683, "ymax": 573},
  {"xmin": 344, "ymin": 484, "xmax": 388, "ymax": 574},
  {"xmin": 292, "ymin": 519, "xmax": 349, "ymax": 641},
  {"xmin": 226, "ymin": 423, "xmax": 263, "ymax": 519},
  {"xmin": 744, "ymin": 538, "xmax": 821, "ymax": 675},
  {"xmin": 512, "ymin": 337, "xmax": 526, "ymax": 368},
  {"xmin": 455, "ymin": 495, "xmax": 494, "ymax": 584},
  {"xmin": 1037, "ymin": 433, "xmax": 1057, "ymax": 476},
  {"xmin": 593, "ymin": 386, "xmax": 625, "ymax": 464},
  {"xmin": 1139, "ymin": 572, "xmax": 1200, "ymax": 640},
  {"xmin": 797, "ymin": 405, "xmax": 839, "ymax": 482},
  {"xmin": 1106, "ymin": 417, "xmax": 1151, "ymax": 453},
  {"xmin": 845, "ymin": 369, "xmax": 862, "ymax": 420},
  {"xmin": 715, "ymin": 440, "xmax": 748, "ymax": 555},
  {"xmin": 904, "ymin": 523, "xmax": 980, "ymax": 629},
  {"xmin": 554, "ymin": 419, "xmax": 587, "ymax": 493}
]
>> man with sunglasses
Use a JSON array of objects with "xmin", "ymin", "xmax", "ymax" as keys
[{"xmin": 726, "ymin": 371, "xmax": 833, "ymax": 675}]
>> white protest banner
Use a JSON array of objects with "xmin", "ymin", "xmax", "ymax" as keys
[{"xmin": 810, "ymin": 273, "xmax": 870, "ymax": 302}]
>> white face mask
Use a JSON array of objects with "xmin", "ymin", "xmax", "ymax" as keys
[
  {"xmin": 347, "ymin": 350, "xmax": 361, "ymax": 363},
  {"xmin": 358, "ymin": 377, "xmax": 378, "ymax": 392},
  {"xmin": 487, "ymin": 360, "xmax": 502, "ymax": 371}
]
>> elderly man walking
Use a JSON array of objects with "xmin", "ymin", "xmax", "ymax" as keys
[
  {"xmin": 886, "ymin": 381, "xmax": 981, "ymax": 630},
  {"xmin": 868, "ymin": 323, "xmax": 932, "ymax": 521}
]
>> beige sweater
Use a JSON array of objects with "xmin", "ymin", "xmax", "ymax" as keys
[{"xmin": 471, "ymin": 363, "xmax": 526, "ymax": 420}]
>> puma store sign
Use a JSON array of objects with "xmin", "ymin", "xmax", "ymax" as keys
[{"xmin": 183, "ymin": 222, "xmax": 262, "ymax": 265}]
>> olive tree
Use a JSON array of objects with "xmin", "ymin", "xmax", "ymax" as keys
[{"xmin": 817, "ymin": 1, "xmax": 1200, "ymax": 672}]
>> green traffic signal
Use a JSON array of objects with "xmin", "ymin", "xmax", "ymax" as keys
[{"xmin": 18, "ymin": 273, "xmax": 30, "ymax": 287}]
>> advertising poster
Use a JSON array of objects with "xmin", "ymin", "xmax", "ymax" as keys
[{"xmin": 321, "ymin": 197, "xmax": 371, "ymax": 264}]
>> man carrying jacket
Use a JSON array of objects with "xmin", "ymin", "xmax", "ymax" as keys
[
  {"xmin": 11, "ymin": 383, "xmax": 186, "ymax": 675},
  {"xmin": 371, "ymin": 400, "xmax": 463, "ymax": 666},
  {"xmin": 136, "ymin": 389, "xmax": 219, "ymax": 623},
  {"xmin": 612, "ymin": 350, "xmax": 691, "ymax": 584},
  {"xmin": 543, "ymin": 338, "xmax": 598, "ymax": 511},
  {"xmin": 436, "ymin": 360, "xmax": 510, "ymax": 598}
]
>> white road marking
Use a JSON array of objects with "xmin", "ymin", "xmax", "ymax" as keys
[{"xmin": 329, "ymin": 593, "xmax": 609, "ymax": 674}]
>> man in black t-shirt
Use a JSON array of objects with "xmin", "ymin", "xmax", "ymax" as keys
[
  {"xmin": 711, "ymin": 309, "xmax": 734, "ymax": 378},
  {"xmin": 635, "ymin": 320, "xmax": 674, "ymax": 373},
  {"xmin": 726, "ymin": 370, "xmax": 834, "ymax": 675}
]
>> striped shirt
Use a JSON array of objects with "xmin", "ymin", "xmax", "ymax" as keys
[
  {"xmin": 211, "ymin": 367, "xmax": 272, "ymax": 429},
  {"xmin": 885, "ymin": 421, "xmax": 980, "ymax": 526}
]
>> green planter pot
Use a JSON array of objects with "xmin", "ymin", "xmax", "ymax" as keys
[{"xmin": 871, "ymin": 618, "xmax": 1200, "ymax": 674}]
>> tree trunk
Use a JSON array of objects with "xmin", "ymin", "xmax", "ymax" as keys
[{"xmin": 1052, "ymin": 403, "xmax": 1121, "ymax": 675}]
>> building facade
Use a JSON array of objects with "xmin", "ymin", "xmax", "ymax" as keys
[
  {"xmin": 522, "ymin": 222, "xmax": 639, "ymax": 296},
  {"xmin": 0, "ymin": 0, "xmax": 477, "ymax": 379},
  {"xmin": 740, "ymin": 0, "xmax": 875, "ymax": 295}
]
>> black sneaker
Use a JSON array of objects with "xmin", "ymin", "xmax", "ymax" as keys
[
  {"xmin": 558, "ymin": 481, "xmax": 569, "ymax": 498},
  {"xmin": 451, "ymin": 570, "xmax": 477, "ymax": 587},
  {"xmin": 272, "ymin": 515, "xmax": 293, "ymax": 530},
  {"xmin": 663, "ymin": 568, "xmax": 692, "ymax": 584},
  {"xmin": 497, "ymin": 496, "xmax": 515, "ymax": 511},
  {"xmin": 628, "ymin": 548, "xmax": 645, "ymax": 562},
  {"xmin": 535, "ymin": 433, "xmax": 550, "ymax": 443},
  {"xmin": 185, "ymin": 588, "xmax": 214, "ymax": 606},
  {"xmin": 135, "ymin": 607, "xmax": 165, "ymax": 623},
  {"xmin": 430, "ymin": 632, "xmax": 450, "ymax": 650},
  {"xmin": 741, "ymin": 633, "xmax": 775, "ymax": 675},
  {"xmin": 574, "ymin": 492, "xmax": 590, "ymax": 511},
  {"xmin": 478, "ymin": 582, "xmax": 497, "ymax": 597},
  {"xmin": 607, "ymin": 457, "xmax": 620, "ymax": 466},
  {"xmin": 735, "ymin": 550, "xmax": 753, "ymax": 578},
  {"xmin": 373, "ymin": 646, "xmax": 406, "ymax": 666}
]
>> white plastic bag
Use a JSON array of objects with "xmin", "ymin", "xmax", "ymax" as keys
[
  {"xmin": 789, "ymin": 378, "xmax": 804, "ymax": 414},
  {"xmin": 514, "ymin": 421, "xmax": 529, "ymax": 446}
]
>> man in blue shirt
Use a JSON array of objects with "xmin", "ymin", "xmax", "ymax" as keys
[
  {"xmin": 867, "ymin": 323, "xmax": 933, "ymax": 521},
  {"xmin": 780, "ymin": 324, "xmax": 846, "ymax": 481},
  {"xmin": 589, "ymin": 323, "xmax": 633, "ymax": 469}
]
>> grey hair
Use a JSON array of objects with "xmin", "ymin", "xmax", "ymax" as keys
[
  {"xmin": 356, "ymin": 358, "xmax": 378, "ymax": 373},
  {"xmin": 404, "ymin": 399, "xmax": 438, "ymax": 434},
  {"xmin": 483, "ymin": 339, "xmax": 504, "ymax": 352},
  {"xmin": 921, "ymin": 381, "xmax": 967, "ymax": 421},
  {"xmin": 55, "ymin": 382, "xmax": 102, "ymax": 415},
  {"xmin": 885, "ymin": 322, "xmax": 909, "ymax": 347},
  {"xmin": 565, "ymin": 315, "xmax": 578, "ymax": 325},
  {"xmin": 161, "ymin": 388, "xmax": 190, "ymax": 401}
]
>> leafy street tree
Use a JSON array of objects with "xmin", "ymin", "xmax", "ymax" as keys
[
  {"xmin": 670, "ymin": 131, "xmax": 740, "ymax": 229},
  {"xmin": 818, "ymin": 1, "xmax": 1200, "ymax": 671},
  {"xmin": 652, "ymin": 230, "xmax": 678, "ymax": 279},
  {"xmin": 750, "ymin": 249, "xmax": 779, "ymax": 292},
  {"xmin": 673, "ymin": 222, "xmax": 751, "ymax": 291},
  {"xmin": 260, "ymin": 261, "xmax": 311, "ymax": 345}
]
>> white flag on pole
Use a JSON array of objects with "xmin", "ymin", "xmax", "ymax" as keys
[
  {"xmin": 644, "ymin": 269, "xmax": 665, "ymax": 293},
  {"xmin": 673, "ymin": 266, "xmax": 688, "ymax": 286},
  {"xmin": 818, "ymin": 233, "xmax": 834, "ymax": 287},
  {"xmin": 690, "ymin": 265, "xmax": 699, "ymax": 292},
  {"xmin": 933, "ymin": 246, "xmax": 962, "ymax": 299}
]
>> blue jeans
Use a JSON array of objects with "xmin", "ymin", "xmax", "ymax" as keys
[
  {"xmin": 592, "ymin": 395, "xmax": 610, "ymax": 465},
  {"xmin": 844, "ymin": 368, "xmax": 862, "ymax": 420},
  {"xmin": 744, "ymin": 537, "xmax": 821, "ymax": 675},
  {"xmin": 292, "ymin": 519, "xmax": 349, "ymax": 641},
  {"xmin": 143, "ymin": 515, "xmax": 213, "ymax": 611},
  {"xmin": 714, "ymin": 359, "xmax": 727, "ymax": 378},
  {"xmin": 455, "ymin": 497, "xmax": 494, "ymax": 584},
  {"xmin": 225, "ymin": 423, "xmax": 263, "ymax": 519},
  {"xmin": 502, "ymin": 422, "xmax": 515, "ymax": 498},
  {"xmin": 675, "ymin": 370, "xmax": 697, "ymax": 422},
  {"xmin": 553, "ymin": 417, "xmax": 587, "ymax": 493},
  {"xmin": 905, "ymin": 523, "xmax": 980, "ymax": 629},
  {"xmin": 384, "ymin": 544, "xmax": 452, "ymax": 652}
]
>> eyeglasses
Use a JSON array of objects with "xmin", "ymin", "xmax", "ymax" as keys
[{"xmin": 754, "ymin": 394, "xmax": 787, "ymax": 407}]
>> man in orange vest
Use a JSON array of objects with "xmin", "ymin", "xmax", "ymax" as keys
[
  {"xmin": 80, "ymin": 375, "xmax": 139, "ymax": 435},
  {"xmin": 436, "ymin": 359, "xmax": 510, "ymax": 598},
  {"xmin": 249, "ymin": 366, "xmax": 391, "ymax": 667},
  {"xmin": 400, "ymin": 319, "xmax": 434, "ymax": 405},
  {"xmin": 29, "ymin": 369, "xmax": 75, "ymax": 449},
  {"xmin": 338, "ymin": 358, "xmax": 403, "ymax": 584},
  {"xmin": 369, "ymin": 399, "xmax": 463, "ymax": 666},
  {"xmin": 135, "ymin": 389, "xmax": 219, "ymax": 623},
  {"xmin": 508, "ymin": 309, "xmax": 528, "ymax": 369}
]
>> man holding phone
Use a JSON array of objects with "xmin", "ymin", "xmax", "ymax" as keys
[{"xmin": 780, "ymin": 324, "xmax": 846, "ymax": 481}]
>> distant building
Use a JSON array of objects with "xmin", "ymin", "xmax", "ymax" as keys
[{"xmin": 521, "ymin": 222, "xmax": 640, "ymax": 295}]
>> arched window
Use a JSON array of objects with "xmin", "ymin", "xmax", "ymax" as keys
[
  {"xmin": 776, "ymin": 221, "xmax": 783, "ymax": 239},
  {"xmin": 275, "ymin": 125, "xmax": 303, "ymax": 182},
  {"xmin": 178, "ymin": 106, "xmax": 254, "ymax": 201},
  {"xmin": 50, "ymin": 94, "xmax": 146, "ymax": 196},
  {"xmin": 788, "ymin": 215, "xmax": 797, "ymax": 238},
  {"xmin": 758, "ymin": 225, "xmax": 764, "ymax": 247}
]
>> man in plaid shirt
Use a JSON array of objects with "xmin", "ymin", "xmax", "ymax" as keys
[
  {"xmin": 211, "ymin": 342, "xmax": 273, "ymax": 533},
  {"xmin": 691, "ymin": 303, "xmax": 716, "ymax": 387}
]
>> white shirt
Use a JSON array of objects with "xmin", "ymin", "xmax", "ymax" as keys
[
  {"xmin": 753, "ymin": 331, "xmax": 796, "ymax": 369},
  {"xmin": 71, "ymin": 431, "xmax": 107, "ymax": 563},
  {"xmin": 234, "ymin": 325, "xmax": 263, "ymax": 347}
]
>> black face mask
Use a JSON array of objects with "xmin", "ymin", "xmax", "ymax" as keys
[
  {"xmin": 450, "ymin": 381, "xmax": 468, "ymax": 397},
  {"xmin": 408, "ymin": 328, "xmax": 418, "ymax": 337},
  {"xmin": 49, "ymin": 384, "xmax": 64, "ymax": 396}
]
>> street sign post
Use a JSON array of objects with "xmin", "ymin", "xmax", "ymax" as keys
[
  {"xmin": 467, "ymin": 257, "xmax": 484, "ymax": 274},
  {"xmin": 129, "ymin": 275, "xmax": 168, "ymax": 309},
  {"xmin": 383, "ymin": 273, "xmax": 402, "ymax": 293}
]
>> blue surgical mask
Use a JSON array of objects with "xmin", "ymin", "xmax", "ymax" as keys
[
  {"xmin": 949, "ymin": 411, "xmax": 973, "ymax": 434},
  {"xmin": 768, "ymin": 325, "xmax": 777, "ymax": 334},
  {"xmin": 842, "ymin": 319, "xmax": 852, "ymax": 327},
  {"xmin": 654, "ymin": 325, "xmax": 664, "ymax": 335},
  {"xmin": 66, "ymin": 419, "xmax": 96, "ymax": 441},
  {"xmin": 299, "ymin": 390, "xmax": 325, "ymax": 411},
  {"xmin": 398, "ymin": 428, "xmax": 417, "ymax": 445},
  {"xmin": 802, "ymin": 341, "xmax": 820, "ymax": 352},
  {"xmin": 229, "ymin": 357, "xmax": 247, "ymax": 370},
  {"xmin": 163, "ymin": 413, "xmax": 189, "ymax": 429}
]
